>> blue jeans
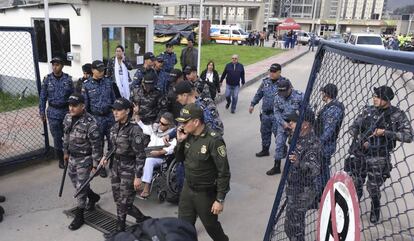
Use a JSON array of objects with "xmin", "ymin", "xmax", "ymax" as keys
[{"xmin": 225, "ymin": 84, "xmax": 240, "ymax": 112}]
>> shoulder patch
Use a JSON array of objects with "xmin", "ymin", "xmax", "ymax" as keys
[
  {"xmin": 217, "ymin": 145, "xmax": 227, "ymax": 157},
  {"xmin": 210, "ymin": 132, "xmax": 216, "ymax": 137}
]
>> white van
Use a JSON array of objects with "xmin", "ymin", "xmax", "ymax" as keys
[
  {"xmin": 347, "ymin": 33, "xmax": 385, "ymax": 50},
  {"xmin": 210, "ymin": 25, "xmax": 249, "ymax": 45}
]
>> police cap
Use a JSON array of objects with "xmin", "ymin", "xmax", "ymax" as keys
[
  {"xmin": 144, "ymin": 52, "xmax": 155, "ymax": 61},
  {"xmin": 112, "ymin": 98, "xmax": 132, "ymax": 110},
  {"xmin": 176, "ymin": 103, "xmax": 203, "ymax": 123},
  {"xmin": 278, "ymin": 78, "xmax": 292, "ymax": 92},
  {"xmin": 91, "ymin": 60, "xmax": 106, "ymax": 71},
  {"xmin": 285, "ymin": 107, "xmax": 315, "ymax": 124},
  {"xmin": 174, "ymin": 80, "xmax": 193, "ymax": 95},
  {"xmin": 155, "ymin": 55, "xmax": 164, "ymax": 62},
  {"xmin": 169, "ymin": 69, "xmax": 183, "ymax": 81},
  {"xmin": 50, "ymin": 57, "xmax": 64, "ymax": 65},
  {"xmin": 143, "ymin": 72, "xmax": 156, "ymax": 85},
  {"xmin": 68, "ymin": 93, "xmax": 85, "ymax": 105},
  {"xmin": 269, "ymin": 63, "xmax": 282, "ymax": 73}
]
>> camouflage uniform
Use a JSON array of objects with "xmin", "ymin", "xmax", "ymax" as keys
[
  {"xmin": 285, "ymin": 131, "xmax": 322, "ymax": 241},
  {"xmin": 273, "ymin": 90, "xmax": 303, "ymax": 160},
  {"xmin": 250, "ymin": 76, "xmax": 285, "ymax": 152},
  {"xmin": 314, "ymin": 99, "xmax": 345, "ymax": 189},
  {"xmin": 132, "ymin": 67, "xmax": 157, "ymax": 87},
  {"xmin": 130, "ymin": 86, "xmax": 168, "ymax": 125},
  {"xmin": 192, "ymin": 78, "xmax": 212, "ymax": 100},
  {"xmin": 39, "ymin": 73, "xmax": 74, "ymax": 156},
  {"xmin": 63, "ymin": 112, "xmax": 102, "ymax": 208},
  {"xmin": 345, "ymin": 105, "xmax": 413, "ymax": 203},
  {"xmin": 110, "ymin": 119, "xmax": 146, "ymax": 224},
  {"xmin": 82, "ymin": 77, "xmax": 116, "ymax": 150},
  {"xmin": 196, "ymin": 97, "xmax": 224, "ymax": 136}
]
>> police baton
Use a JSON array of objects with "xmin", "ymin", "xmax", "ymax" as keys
[
  {"xmin": 58, "ymin": 160, "xmax": 69, "ymax": 197},
  {"xmin": 73, "ymin": 148, "xmax": 116, "ymax": 198}
]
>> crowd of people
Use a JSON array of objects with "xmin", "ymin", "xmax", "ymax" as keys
[
  {"xmin": 383, "ymin": 33, "xmax": 414, "ymax": 51},
  {"xmin": 249, "ymin": 63, "xmax": 413, "ymax": 240}
]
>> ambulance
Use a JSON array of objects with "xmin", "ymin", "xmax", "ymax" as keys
[{"xmin": 210, "ymin": 25, "xmax": 249, "ymax": 45}]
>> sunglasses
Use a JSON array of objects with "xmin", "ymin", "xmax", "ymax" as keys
[{"xmin": 160, "ymin": 121, "xmax": 169, "ymax": 126}]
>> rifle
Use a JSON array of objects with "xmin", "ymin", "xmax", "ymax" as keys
[
  {"xmin": 58, "ymin": 160, "xmax": 68, "ymax": 197},
  {"xmin": 350, "ymin": 112, "xmax": 385, "ymax": 156},
  {"xmin": 73, "ymin": 148, "xmax": 116, "ymax": 198}
]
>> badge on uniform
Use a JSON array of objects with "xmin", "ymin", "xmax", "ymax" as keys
[
  {"xmin": 135, "ymin": 136, "xmax": 142, "ymax": 144},
  {"xmin": 185, "ymin": 143, "xmax": 191, "ymax": 149},
  {"xmin": 201, "ymin": 145, "xmax": 207, "ymax": 154},
  {"xmin": 217, "ymin": 145, "xmax": 226, "ymax": 157}
]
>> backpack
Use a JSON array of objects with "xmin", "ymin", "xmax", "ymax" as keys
[{"xmin": 109, "ymin": 217, "xmax": 198, "ymax": 241}]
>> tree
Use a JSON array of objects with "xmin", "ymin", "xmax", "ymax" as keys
[{"xmin": 393, "ymin": 5, "xmax": 414, "ymax": 15}]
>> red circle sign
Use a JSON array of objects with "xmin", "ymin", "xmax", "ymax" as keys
[{"xmin": 317, "ymin": 171, "xmax": 361, "ymax": 241}]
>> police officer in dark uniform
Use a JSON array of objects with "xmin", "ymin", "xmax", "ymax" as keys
[
  {"xmin": 154, "ymin": 55, "xmax": 170, "ymax": 95},
  {"xmin": 166, "ymin": 69, "xmax": 184, "ymax": 119},
  {"xmin": 184, "ymin": 66, "xmax": 212, "ymax": 100},
  {"xmin": 284, "ymin": 108, "xmax": 322, "ymax": 241},
  {"xmin": 249, "ymin": 63, "xmax": 286, "ymax": 157},
  {"xmin": 130, "ymin": 72, "xmax": 168, "ymax": 125},
  {"xmin": 175, "ymin": 103, "xmax": 231, "ymax": 241},
  {"xmin": 82, "ymin": 60, "xmax": 117, "ymax": 178},
  {"xmin": 314, "ymin": 83, "xmax": 345, "ymax": 191},
  {"xmin": 161, "ymin": 43, "xmax": 177, "ymax": 73},
  {"xmin": 39, "ymin": 57, "xmax": 74, "ymax": 168},
  {"xmin": 75, "ymin": 63, "xmax": 92, "ymax": 94},
  {"xmin": 345, "ymin": 86, "xmax": 413, "ymax": 223},
  {"xmin": 268, "ymin": 79, "xmax": 303, "ymax": 175},
  {"xmin": 132, "ymin": 52, "xmax": 156, "ymax": 87},
  {"xmin": 101, "ymin": 98, "xmax": 150, "ymax": 234},
  {"xmin": 63, "ymin": 93, "xmax": 102, "ymax": 230}
]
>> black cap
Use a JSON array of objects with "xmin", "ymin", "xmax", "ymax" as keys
[
  {"xmin": 112, "ymin": 98, "xmax": 132, "ymax": 110},
  {"xmin": 184, "ymin": 66, "xmax": 197, "ymax": 75},
  {"xmin": 374, "ymin": 86, "xmax": 394, "ymax": 101},
  {"xmin": 320, "ymin": 83, "xmax": 338, "ymax": 99},
  {"xmin": 278, "ymin": 78, "xmax": 292, "ymax": 92},
  {"xmin": 155, "ymin": 55, "xmax": 164, "ymax": 62},
  {"xmin": 91, "ymin": 60, "xmax": 106, "ymax": 71},
  {"xmin": 68, "ymin": 93, "xmax": 85, "ymax": 105},
  {"xmin": 82, "ymin": 63, "xmax": 92, "ymax": 74},
  {"xmin": 169, "ymin": 69, "xmax": 183, "ymax": 81},
  {"xmin": 285, "ymin": 107, "xmax": 315, "ymax": 124},
  {"xmin": 50, "ymin": 57, "xmax": 64, "ymax": 64},
  {"xmin": 176, "ymin": 103, "xmax": 203, "ymax": 123},
  {"xmin": 166, "ymin": 43, "xmax": 173, "ymax": 48},
  {"xmin": 174, "ymin": 80, "xmax": 193, "ymax": 95},
  {"xmin": 144, "ymin": 52, "xmax": 155, "ymax": 60},
  {"xmin": 269, "ymin": 63, "xmax": 281, "ymax": 72},
  {"xmin": 143, "ymin": 72, "xmax": 156, "ymax": 85}
]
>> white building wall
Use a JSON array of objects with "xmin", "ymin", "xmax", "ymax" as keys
[{"xmin": 0, "ymin": 4, "xmax": 91, "ymax": 79}]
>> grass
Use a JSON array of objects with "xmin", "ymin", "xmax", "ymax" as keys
[
  {"xmin": 154, "ymin": 43, "xmax": 284, "ymax": 74},
  {"xmin": 0, "ymin": 91, "xmax": 39, "ymax": 113}
]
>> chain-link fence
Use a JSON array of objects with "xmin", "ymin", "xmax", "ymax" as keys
[
  {"xmin": 265, "ymin": 41, "xmax": 414, "ymax": 240},
  {"xmin": 0, "ymin": 27, "xmax": 48, "ymax": 167}
]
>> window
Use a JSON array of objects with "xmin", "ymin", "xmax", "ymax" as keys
[
  {"xmin": 232, "ymin": 30, "xmax": 240, "ymax": 35},
  {"xmin": 33, "ymin": 19, "xmax": 71, "ymax": 65},
  {"xmin": 102, "ymin": 27, "xmax": 147, "ymax": 68},
  {"xmin": 220, "ymin": 29, "xmax": 230, "ymax": 34},
  {"xmin": 356, "ymin": 36, "xmax": 383, "ymax": 45}
]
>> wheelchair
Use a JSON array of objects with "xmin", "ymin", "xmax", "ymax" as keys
[{"xmin": 149, "ymin": 154, "xmax": 181, "ymax": 204}]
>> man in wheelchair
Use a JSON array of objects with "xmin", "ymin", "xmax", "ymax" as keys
[{"xmin": 134, "ymin": 111, "xmax": 177, "ymax": 199}]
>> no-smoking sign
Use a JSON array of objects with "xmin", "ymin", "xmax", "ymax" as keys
[{"xmin": 317, "ymin": 171, "xmax": 361, "ymax": 241}]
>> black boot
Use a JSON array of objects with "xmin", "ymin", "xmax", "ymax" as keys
[
  {"xmin": 127, "ymin": 205, "xmax": 151, "ymax": 223},
  {"xmin": 370, "ymin": 199, "xmax": 381, "ymax": 223},
  {"xmin": 116, "ymin": 217, "xmax": 126, "ymax": 232},
  {"xmin": 85, "ymin": 189, "xmax": 100, "ymax": 211},
  {"xmin": 256, "ymin": 147, "xmax": 270, "ymax": 157},
  {"xmin": 0, "ymin": 205, "xmax": 4, "ymax": 222},
  {"xmin": 266, "ymin": 159, "xmax": 281, "ymax": 176},
  {"xmin": 56, "ymin": 150, "xmax": 65, "ymax": 169},
  {"xmin": 68, "ymin": 208, "xmax": 85, "ymax": 230}
]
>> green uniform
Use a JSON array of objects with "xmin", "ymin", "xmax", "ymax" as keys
[{"xmin": 175, "ymin": 127, "xmax": 231, "ymax": 241}]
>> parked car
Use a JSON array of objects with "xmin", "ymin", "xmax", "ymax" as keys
[
  {"xmin": 210, "ymin": 25, "xmax": 249, "ymax": 45},
  {"xmin": 327, "ymin": 34, "xmax": 345, "ymax": 43},
  {"xmin": 347, "ymin": 33, "xmax": 385, "ymax": 50},
  {"xmin": 297, "ymin": 31, "xmax": 310, "ymax": 45}
]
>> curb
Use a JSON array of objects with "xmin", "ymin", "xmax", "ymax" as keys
[{"xmin": 215, "ymin": 50, "xmax": 310, "ymax": 104}]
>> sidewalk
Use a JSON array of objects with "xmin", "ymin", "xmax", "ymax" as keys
[{"xmin": 217, "ymin": 46, "xmax": 309, "ymax": 102}]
